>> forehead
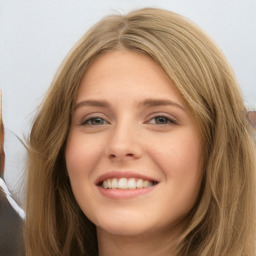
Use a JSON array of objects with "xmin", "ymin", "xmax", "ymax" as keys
[
  {"xmin": 83, "ymin": 50, "xmax": 168, "ymax": 81},
  {"xmin": 77, "ymin": 50, "xmax": 184, "ymax": 102}
]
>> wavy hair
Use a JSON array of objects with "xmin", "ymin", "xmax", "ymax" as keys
[{"xmin": 25, "ymin": 8, "xmax": 256, "ymax": 256}]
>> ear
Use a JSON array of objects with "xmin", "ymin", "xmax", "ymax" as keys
[
  {"xmin": 0, "ymin": 89, "xmax": 5, "ymax": 177},
  {"xmin": 247, "ymin": 111, "xmax": 256, "ymax": 129}
]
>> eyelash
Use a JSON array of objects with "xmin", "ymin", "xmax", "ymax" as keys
[
  {"xmin": 81, "ymin": 117, "xmax": 109, "ymax": 126},
  {"xmin": 80, "ymin": 115, "xmax": 177, "ymax": 126},
  {"xmin": 147, "ymin": 115, "xmax": 178, "ymax": 125}
]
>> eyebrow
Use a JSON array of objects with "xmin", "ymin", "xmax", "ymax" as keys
[
  {"xmin": 74, "ymin": 98, "xmax": 185, "ymax": 111},
  {"xmin": 74, "ymin": 100, "xmax": 110, "ymax": 110},
  {"xmin": 139, "ymin": 98, "xmax": 185, "ymax": 111}
]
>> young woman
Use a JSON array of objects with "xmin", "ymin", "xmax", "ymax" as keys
[{"xmin": 25, "ymin": 8, "xmax": 256, "ymax": 256}]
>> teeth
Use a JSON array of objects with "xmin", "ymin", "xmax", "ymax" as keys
[
  {"xmin": 118, "ymin": 178, "xmax": 128, "ymax": 189},
  {"xmin": 102, "ymin": 180, "xmax": 108, "ymax": 189},
  {"xmin": 112, "ymin": 178, "xmax": 118, "ymax": 189},
  {"xmin": 101, "ymin": 178, "xmax": 155, "ymax": 189},
  {"xmin": 143, "ymin": 180, "xmax": 149, "ymax": 187},
  {"xmin": 137, "ymin": 179, "xmax": 143, "ymax": 188},
  {"xmin": 127, "ymin": 178, "xmax": 137, "ymax": 189},
  {"xmin": 107, "ymin": 179, "xmax": 112, "ymax": 188}
]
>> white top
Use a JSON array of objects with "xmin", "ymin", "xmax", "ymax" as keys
[{"xmin": 0, "ymin": 177, "xmax": 25, "ymax": 219}]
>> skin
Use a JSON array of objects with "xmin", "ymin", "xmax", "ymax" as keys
[{"xmin": 65, "ymin": 50, "xmax": 203, "ymax": 256}]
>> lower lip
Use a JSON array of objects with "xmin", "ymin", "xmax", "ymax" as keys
[{"xmin": 97, "ymin": 185, "xmax": 157, "ymax": 200}]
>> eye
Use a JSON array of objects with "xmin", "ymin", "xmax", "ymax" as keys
[
  {"xmin": 81, "ymin": 117, "xmax": 109, "ymax": 126},
  {"xmin": 148, "ymin": 115, "xmax": 177, "ymax": 125}
]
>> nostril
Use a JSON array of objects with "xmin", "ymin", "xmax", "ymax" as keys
[{"xmin": 109, "ymin": 153, "xmax": 134, "ymax": 159}]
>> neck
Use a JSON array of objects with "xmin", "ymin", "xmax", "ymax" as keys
[{"xmin": 97, "ymin": 227, "xmax": 180, "ymax": 256}]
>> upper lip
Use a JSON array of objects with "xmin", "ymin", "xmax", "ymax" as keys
[{"xmin": 95, "ymin": 171, "xmax": 159, "ymax": 186}]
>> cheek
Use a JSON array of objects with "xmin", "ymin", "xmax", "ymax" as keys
[
  {"xmin": 152, "ymin": 130, "xmax": 202, "ymax": 173},
  {"xmin": 65, "ymin": 131, "xmax": 104, "ymax": 177},
  {"xmin": 64, "ymin": 132, "xmax": 102, "ymax": 212},
  {"xmin": 65, "ymin": 141, "xmax": 85, "ymax": 178},
  {"xmin": 150, "ymin": 129, "xmax": 203, "ymax": 202},
  {"xmin": 172, "ymin": 138, "xmax": 202, "ymax": 176}
]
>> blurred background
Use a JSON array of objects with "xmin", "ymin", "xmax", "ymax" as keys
[{"xmin": 0, "ymin": 0, "xmax": 255, "ymax": 206}]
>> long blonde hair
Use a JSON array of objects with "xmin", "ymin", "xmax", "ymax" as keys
[{"xmin": 25, "ymin": 8, "xmax": 256, "ymax": 256}]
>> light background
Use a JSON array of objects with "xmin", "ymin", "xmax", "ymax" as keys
[{"xmin": 0, "ymin": 0, "xmax": 255, "ymax": 203}]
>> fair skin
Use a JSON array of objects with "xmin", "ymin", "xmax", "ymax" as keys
[{"xmin": 65, "ymin": 50, "xmax": 203, "ymax": 256}]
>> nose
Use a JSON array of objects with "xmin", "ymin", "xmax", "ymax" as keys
[{"xmin": 105, "ymin": 123, "xmax": 142, "ymax": 161}]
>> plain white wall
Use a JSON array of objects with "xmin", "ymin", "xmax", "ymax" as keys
[{"xmin": 0, "ymin": 0, "xmax": 255, "ymax": 203}]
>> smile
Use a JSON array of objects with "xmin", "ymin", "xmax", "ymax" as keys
[{"xmin": 100, "ymin": 178, "xmax": 157, "ymax": 189}]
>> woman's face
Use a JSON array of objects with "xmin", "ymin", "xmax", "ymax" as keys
[{"xmin": 65, "ymin": 50, "xmax": 203, "ymax": 238}]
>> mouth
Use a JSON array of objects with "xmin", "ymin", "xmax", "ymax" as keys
[{"xmin": 98, "ymin": 177, "xmax": 158, "ymax": 190}]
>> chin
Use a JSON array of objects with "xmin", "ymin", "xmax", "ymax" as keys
[
  {"xmin": 94, "ymin": 211, "xmax": 157, "ymax": 237},
  {"xmin": 98, "ymin": 222, "xmax": 152, "ymax": 237}
]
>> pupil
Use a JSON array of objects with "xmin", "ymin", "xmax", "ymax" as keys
[
  {"xmin": 156, "ymin": 117, "xmax": 167, "ymax": 124},
  {"xmin": 93, "ymin": 118, "xmax": 103, "ymax": 124}
]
